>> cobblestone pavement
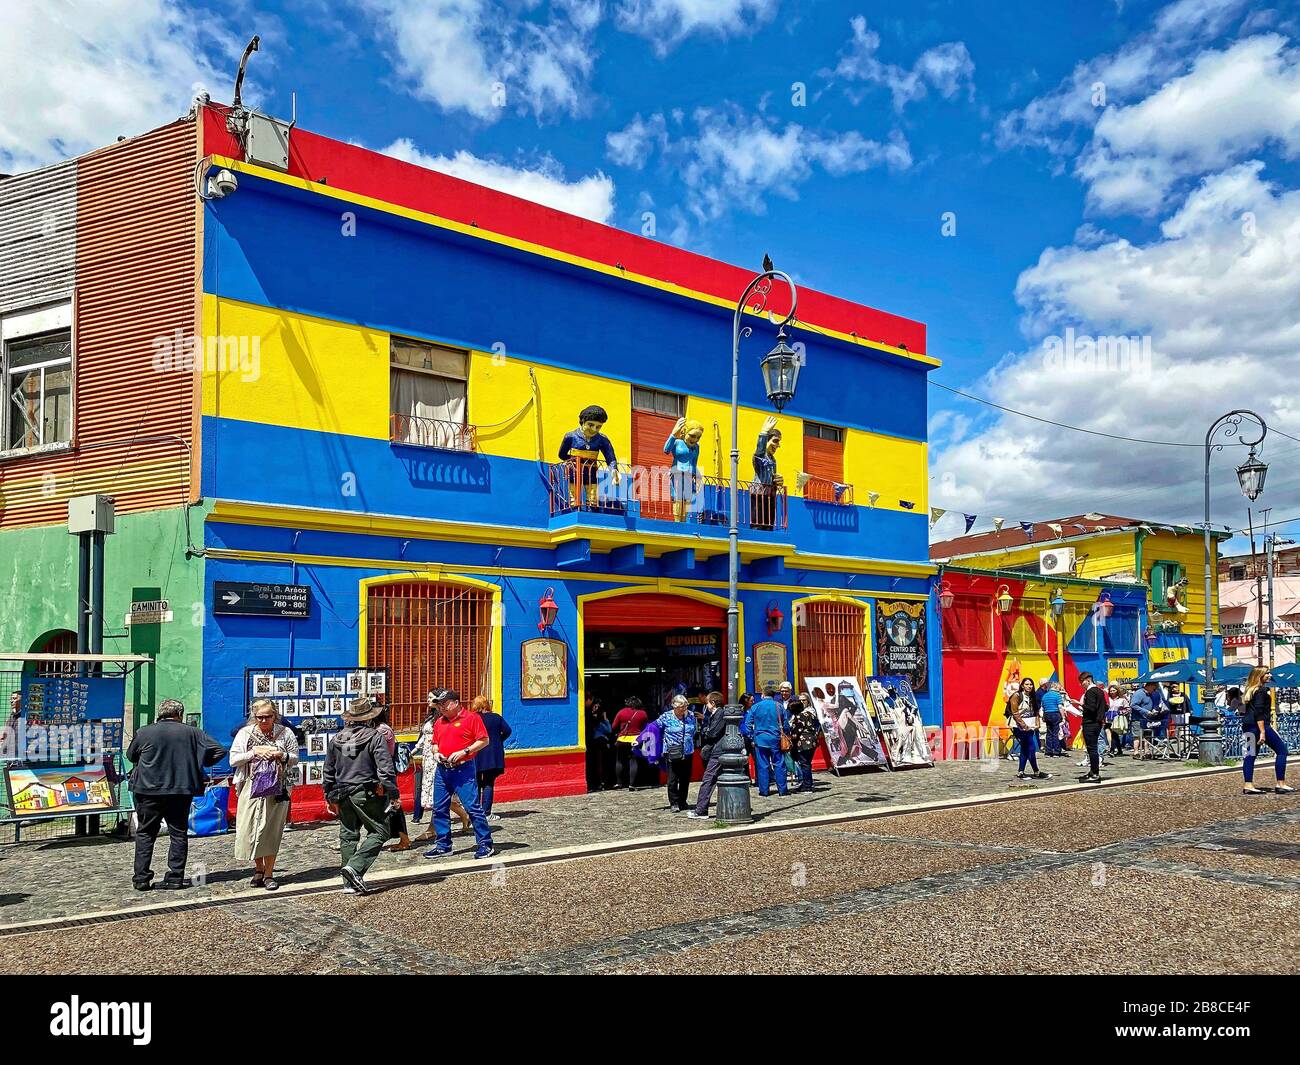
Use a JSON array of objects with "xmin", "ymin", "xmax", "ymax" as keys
[
  {"xmin": 0, "ymin": 764, "xmax": 1294, "ymax": 974},
  {"xmin": 0, "ymin": 751, "xmax": 1209, "ymax": 928}
]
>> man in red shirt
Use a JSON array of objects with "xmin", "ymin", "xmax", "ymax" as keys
[{"xmin": 423, "ymin": 689, "xmax": 495, "ymax": 860}]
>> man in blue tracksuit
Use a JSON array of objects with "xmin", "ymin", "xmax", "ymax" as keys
[{"xmin": 742, "ymin": 683, "xmax": 789, "ymax": 796}]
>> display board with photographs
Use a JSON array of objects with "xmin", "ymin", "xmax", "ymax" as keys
[
  {"xmin": 865, "ymin": 675, "xmax": 934, "ymax": 769},
  {"xmin": 806, "ymin": 676, "xmax": 889, "ymax": 773},
  {"xmin": 244, "ymin": 666, "xmax": 389, "ymax": 787}
]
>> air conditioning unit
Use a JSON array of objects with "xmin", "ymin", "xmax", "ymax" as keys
[{"xmin": 1039, "ymin": 547, "xmax": 1075, "ymax": 575}]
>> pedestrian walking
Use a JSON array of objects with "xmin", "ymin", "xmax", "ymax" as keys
[
  {"xmin": 743, "ymin": 683, "xmax": 789, "ymax": 796},
  {"xmin": 126, "ymin": 699, "xmax": 227, "ymax": 891},
  {"xmin": 373, "ymin": 707, "xmax": 414, "ymax": 852},
  {"xmin": 585, "ymin": 695, "xmax": 610, "ymax": 792},
  {"xmin": 323, "ymin": 696, "xmax": 399, "ymax": 895},
  {"xmin": 422, "ymin": 689, "xmax": 495, "ymax": 860},
  {"xmin": 658, "ymin": 694, "xmax": 697, "ymax": 812},
  {"xmin": 1078, "ymin": 672, "xmax": 1106, "ymax": 783},
  {"xmin": 1242, "ymin": 667, "xmax": 1293, "ymax": 795},
  {"xmin": 688, "ymin": 692, "xmax": 728, "ymax": 819},
  {"xmin": 473, "ymin": 695, "xmax": 512, "ymax": 820},
  {"xmin": 788, "ymin": 692, "xmax": 821, "ymax": 792},
  {"xmin": 1005, "ymin": 678, "xmax": 1049, "ymax": 780},
  {"xmin": 230, "ymin": 699, "xmax": 299, "ymax": 889},
  {"xmin": 611, "ymin": 696, "xmax": 648, "ymax": 790}
]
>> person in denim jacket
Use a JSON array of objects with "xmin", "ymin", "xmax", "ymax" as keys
[{"xmin": 657, "ymin": 696, "xmax": 698, "ymax": 813}]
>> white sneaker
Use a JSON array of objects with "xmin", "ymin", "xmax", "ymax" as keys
[{"xmin": 687, "ymin": 810, "xmax": 705, "ymax": 819}]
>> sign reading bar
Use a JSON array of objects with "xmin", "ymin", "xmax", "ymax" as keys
[{"xmin": 213, "ymin": 581, "xmax": 312, "ymax": 618}]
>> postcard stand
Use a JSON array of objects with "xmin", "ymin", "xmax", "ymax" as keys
[{"xmin": 0, "ymin": 652, "xmax": 150, "ymax": 843}]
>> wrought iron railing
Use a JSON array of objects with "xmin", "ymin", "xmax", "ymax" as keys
[
  {"xmin": 547, "ymin": 460, "xmax": 788, "ymax": 531},
  {"xmin": 802, "ymin": 476, "xmax": 854, "ymax": 505},
  {"xmin": 389, "ymin": 414, "xmax": 477, "ymax": 453},
  {"xmin": 1218, "ymin": 710, "xmax": 1300, "ymax": 760}
]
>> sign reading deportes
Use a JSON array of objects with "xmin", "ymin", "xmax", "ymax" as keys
[{"xmin": 875, "ymin": 600, "xmax": 928, "ymax": 692}]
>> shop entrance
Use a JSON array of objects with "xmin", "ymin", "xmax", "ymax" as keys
[{"xmin": 582, "ymin": 593, "xmax": 727, "ymax": 717}]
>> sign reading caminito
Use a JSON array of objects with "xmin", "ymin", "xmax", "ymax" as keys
[{"xmin": 213, "ymin": 581, "xmax": 312, "ymax": 618}]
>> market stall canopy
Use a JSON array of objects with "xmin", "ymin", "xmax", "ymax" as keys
[
  {"xmin": 1269, "ymin": 662, "xmax": 1300, "ymax": 686},
  {"xmin": 1215, "ymin": 663, "xmax": 1254, "ymax": 684},
  {"xmin": 1136, "ymin": 661, "xmax": 1207, "ymax": 684}
]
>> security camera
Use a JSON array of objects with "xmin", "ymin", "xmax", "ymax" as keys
[{"xmin": 206, "ymin": 168, "xmax": 238, "ymax": 199}]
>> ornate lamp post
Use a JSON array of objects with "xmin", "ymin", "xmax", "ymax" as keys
[
  {"xmin": 1200, "ymin": 410, "xmax": 1269, "ymax": 765},
  {"xmin": 714, "ymin": 265, "xmax": 800, "ymax": 825}
]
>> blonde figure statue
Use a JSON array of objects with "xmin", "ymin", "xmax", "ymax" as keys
[{"xmin": 664, "ymin": 417, "xmax": 704, "ymax": 522}]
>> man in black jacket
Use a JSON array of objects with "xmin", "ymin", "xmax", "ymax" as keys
[
  {"xmin": 1078, "ymin": 673, "xmax": 1107, "ymax": 783},
  {"xmin": 323, "ymin": 696, "xmax": 398, "ymax": 895},
  {"xmin": 126, "ymin": 699, "xmax": 227, "ymax": 890}
]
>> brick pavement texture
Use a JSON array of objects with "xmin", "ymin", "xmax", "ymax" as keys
[{"xmin": 0, "ymin": 766, "xmax": 1294, "ymax": 975}]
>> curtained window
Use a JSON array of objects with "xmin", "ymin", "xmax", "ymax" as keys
[{"xmin": 390, "ymin": 337, "xmax": 470, "ymax": 449}]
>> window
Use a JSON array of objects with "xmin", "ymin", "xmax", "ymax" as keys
[
  {"xmin": 803, "ymin": 421, "xmax": 846, "ymax": 495},
  {"xmin": 1229, "ymin": 565, "xmax": 1246, "ymax": 581},
  {"xmin": 941, "ymin": 594, "xmax": 994, "ymax": 650},
  {"xmin": 632, "ymin": 386, "xmax": 684, "ymax": 418},
  {"xmin": 389, "ymin": 337, "xmax": 471, "ymax": 450},
  {"xmin": 1064, "ymin": 603, "xmax": 1098, "ymax": 653},
  {"xmin": 1002, "ymin": 598, "xmax": 1046, "ymax": 652},
  {"xmin": 796, "ymin": 600, "xmax": 866, "ymax": 687},
  {"xmin": 3, "ymin": 329, "xmax": 72, "ymax": 452},
  {"xmin": 1104, "ymin": 606, "xmax": 1141, "ymax": 653},
  {"xmin": 1150, "ymin": 560, "xmax": 1186, "ymax": 612}
]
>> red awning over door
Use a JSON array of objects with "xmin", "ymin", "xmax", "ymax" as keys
[{"xmin": 584, "ymin": 593, "xmax": 725, "ymax": 632}]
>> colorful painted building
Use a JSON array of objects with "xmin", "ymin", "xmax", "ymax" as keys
[
  {"xmin": 1, "ymin": 100, "xmax": 941, "ymax": 806},
  {"xmin": 932, "ymin": 513, "xmax": 1229, "ymax": 725}
]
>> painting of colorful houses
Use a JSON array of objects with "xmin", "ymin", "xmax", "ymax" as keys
[{"xmin": 6, "ymin": 766, "xmax": 114, "ymax": 817}]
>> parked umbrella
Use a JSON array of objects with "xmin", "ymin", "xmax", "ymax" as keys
[
  {"xmin": 1135, "ymin": 661, "xmax": 1207, "ymax": 685},
  {"xmin": 1214, "ymin": 663, "xmax": 1254, "ymax": 685},
  {"xmin": 1269, "ymin": 662, "xmax": 1300, "ymax": 686}
]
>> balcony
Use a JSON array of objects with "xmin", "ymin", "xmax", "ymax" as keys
[
  {"xmin": 389, "ymin": 414, "xmax": 477, "ymax": 453},
  {"xmin": 801, "ymin": 476, "xmax": 854, "ymax": 506},
  {"xmin": 546, "ymin": 458, "xmax": 788, "ymax": 532}
]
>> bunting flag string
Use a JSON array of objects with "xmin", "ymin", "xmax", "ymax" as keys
[
  {"xmin": 929, "ymin": 507, "xmax": 945, "ymax": 527},
  {"xmin": 964, "ymin": 513, "xmax": 977, "ymax": 533}
]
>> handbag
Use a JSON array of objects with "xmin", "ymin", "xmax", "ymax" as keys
[
  {"xmin": 777, "ymin": 706, "xmax": 792, "ymax": 752},
  {"xmin": 249, "ymin": 756, "xmax": 281, "ymax": 799},
  {"xmin": 1113, "ymin": 713, "xmax": 1130, "ymax": 732}
]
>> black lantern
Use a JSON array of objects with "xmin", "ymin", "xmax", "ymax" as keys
[
  {"xmin": 760, "ymin": 328, "xmax": 801, "ymax": 412},
  {"xmin": 1236, "ymin": 449, "xmax": 1268, "ymax": 501},
  {"xmin": 537, "ymin": 587, "xmax": 559, "ymax": 632}
]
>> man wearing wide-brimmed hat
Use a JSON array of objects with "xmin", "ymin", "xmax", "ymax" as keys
[{"xmin": 322, "ymin": 695, "xmax": 398, "ymax": 895}]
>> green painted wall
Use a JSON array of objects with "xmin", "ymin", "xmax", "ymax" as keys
[{"xmin": 0, "ymin": 507, "xmax": 205, "ymax": 726}]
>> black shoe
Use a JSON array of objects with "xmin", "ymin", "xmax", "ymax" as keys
[
  {"xmin": 340, "ymin": 866, "xmax": 370, "ymax": 895},
  {"xmin": 132, "ymin": 880, "xmax": 152, "ymax": 892},
  {"xmin": 1034, "ymin": 771, "xmax": 1051, "ymax": 779},
  {"xmin": 1078, "ymin": 773, "xmax": 1101, "ymax": 783},
  {"xmin": 158, "ymin": 879, "xmax": 192, "ymax": 890}
]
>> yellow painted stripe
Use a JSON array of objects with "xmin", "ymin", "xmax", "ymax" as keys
[{"xmin": 208, "ymin": 155, "xmax": 940, "ymax": 371}]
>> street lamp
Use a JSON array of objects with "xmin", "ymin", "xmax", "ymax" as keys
[
  {"xmin": 1200, "ymin": 410, "xmax": 1269, "ymax": 765},
  {"xmin": 714, "ymin": 264, "xmax": 800, "ymax": 826}
]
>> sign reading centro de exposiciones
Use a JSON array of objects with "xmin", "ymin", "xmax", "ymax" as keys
[{"xmin": 213, "ymin": 581, "xmax": 312, "ymax": 618}]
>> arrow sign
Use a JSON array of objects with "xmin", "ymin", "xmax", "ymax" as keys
[{"xmin": 213, "ymin": 581, "xmax": 311, "ymax": 618}]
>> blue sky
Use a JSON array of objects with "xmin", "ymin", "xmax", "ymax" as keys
[{"xmin": 5, "ymin": 0, "xmax": 1300, "ymax": 553}]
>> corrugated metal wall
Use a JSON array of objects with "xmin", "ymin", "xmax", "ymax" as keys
[
  {"xmin": 0, "ymin": 160, "xmax": 77, "ymax": 314},
  {"xmin": 0, "ymin": 117, "xmax": 198, "ymax": 529}
]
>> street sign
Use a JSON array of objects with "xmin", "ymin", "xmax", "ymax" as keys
[
  {"xmin": 213, "ymin": 581, "xmax": 312, "ymax": 618},
  {"xmin": 125, "ymin": 599, "xmax": 172, "ymax": 626}
]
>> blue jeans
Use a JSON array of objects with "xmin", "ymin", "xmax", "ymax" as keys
[
  {"xmin": 794, "ymin": 749, "xmax": 814, "ymax": 790},
  {"xmin": 1043, "ymin": 713, "xmax": 1063, "ymax": 754},
  {"xmin": 1014, "ymin": 728, "xmax": 1039, "ymax": 774},
  {"xmin": 753, "ymin": 745, "xmax": 787, "ymax": 796},
  {"xmin": 1244, "ymin": 725, "xmax": 1289, "ymax": 784},
  {"xmin": 432, "ymin": 762, "xmax": 493, "ymax": 850}
]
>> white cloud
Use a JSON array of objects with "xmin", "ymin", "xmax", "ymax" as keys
[
  {"xmin": 615, "ymin": 0, "xmax": 779, "ymax": 55},
  {"xmin": 997, "ymin": 0, "xmax": 1249, "ymax": 154},
  {"xmin": 1078, "ymin": 34, "xmax": 1300, "ymax": 214},
  {"xmin": 380, "ymin": 137, "xmax": 616, "ymax": 222},
  {"xmin": 931, "ymin": 161, "xmax": 1300, "ymax": 531},
  {"xmin": 611, "ymin": 106, "xmax": 911, "ymax": 224},
  {"xmin": 829, "ymin": 16, "xmax": 975, "ymax": 111},
  {"xmin": 358, "ymin": 0, "xmax": 600, "ymax": 121},
  {"xmin": 0, "ymin": 0, "xmax": 231, "ymax": 172}
]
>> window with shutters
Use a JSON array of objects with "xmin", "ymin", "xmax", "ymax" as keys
[
  {"xmin": 1001, "ymin": 598, "xmax": 1046, "ymax": 652},
  {"xmin": 2, "ymin": 326, "xmax": 72, "ymax": 454},
  {"xmin": 802, "ymin": 421, "xmax": 851, "ymax": 504},
  {"xmin": 942, "ymin": 594, "xmax": 994, "ymax": 650},
  {"xmin": 796, "ymin": 599, "xmax": 867, "ymax": 686},
  {"xmin": 366, "ymin": 581, "xmax": 495, "ymax": 730},
  {"xmin": 389, "ymin": 337, "xmax": 475, "ymax": 451},
  {"xmin": 630, "ymin": 388, "xmax": 685, "ymax": 521}
]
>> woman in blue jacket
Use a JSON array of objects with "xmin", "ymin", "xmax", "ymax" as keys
[
  {"xmin": 657, "ymin": 695, "xmax": 698, "ymax": 813},
  {"xmin": 472, "ymin": 696, "xmax": 513, "ymax": 819}
]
